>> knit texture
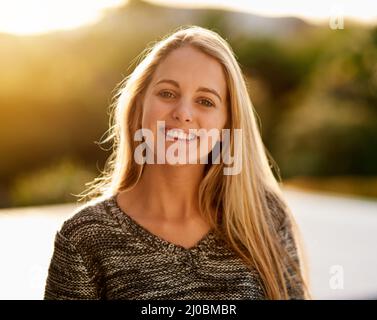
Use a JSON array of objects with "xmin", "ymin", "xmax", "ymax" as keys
[{"xmin": 44, "ymin": 193, "xmax": 305, "ymax": 300}]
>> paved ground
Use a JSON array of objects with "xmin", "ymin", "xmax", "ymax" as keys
[
  {"xmin": 284, "ymin": 188, "xmax": 377, "ymax": 299},
  {"xmin": 0, "ymin": 189, "xmax": 376, "ymax": 300}
]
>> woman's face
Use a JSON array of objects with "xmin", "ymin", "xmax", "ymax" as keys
[{"xmin": 139, "ymin": 45, "xmax": 228, "ymax": 165}]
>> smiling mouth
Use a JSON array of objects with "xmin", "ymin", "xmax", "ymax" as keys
[{"xmin": 162, "ymin": 127, "xmax": 198, "ymax": 142}]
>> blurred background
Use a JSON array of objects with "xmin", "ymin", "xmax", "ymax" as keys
[{"xmin": 0, "ymin": 0, "xmax": 376, "ymax": 299}]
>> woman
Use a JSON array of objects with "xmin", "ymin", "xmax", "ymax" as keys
[{"xmin": 44, "ymin": 25, "xmax": 311, "ymax": 300}]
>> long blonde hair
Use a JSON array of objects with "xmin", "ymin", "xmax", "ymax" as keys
[{"xmin": 76, "ymin": 25, "xmax": 312, "ymax": 299}]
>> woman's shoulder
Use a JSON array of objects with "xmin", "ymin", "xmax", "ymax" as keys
[{"xmin": 56, "ymin": 195, "xmax": 119, "ymax": 246}]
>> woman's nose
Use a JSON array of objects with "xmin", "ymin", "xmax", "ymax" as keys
[{"xmin": 172, "ymin": 100, "xmax": 193, "ymax": 123}]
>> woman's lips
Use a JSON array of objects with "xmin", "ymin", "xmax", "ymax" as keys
[{"xmin": 158, "ymin": 126, "xmax": 199, "ymax": 143}]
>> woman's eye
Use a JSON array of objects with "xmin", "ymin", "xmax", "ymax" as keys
[
  {"xmin": 158, "ymin": 91, "xmax": 214, "ymax": 107},
  {"xmin": 159, "ymin": 91, "xmax": 175, "ymax": 99},
  {"xmin": 199, "ymin": 98, "xmax": 215, "ymax": 107}
]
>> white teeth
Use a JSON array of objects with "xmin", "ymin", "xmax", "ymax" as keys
[{"xmin": 166, "ymin": 129, "xmax": 196, "ymax": 141}]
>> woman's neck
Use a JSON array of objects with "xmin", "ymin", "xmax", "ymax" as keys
[{"xmin": 128, "ymin": 163, "xmax": 206, "ymax": 222}]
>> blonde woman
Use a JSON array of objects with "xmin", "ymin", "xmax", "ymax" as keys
[{"xmin": 44, "ymin": 25, "xmax": 311, "ymax": 300}]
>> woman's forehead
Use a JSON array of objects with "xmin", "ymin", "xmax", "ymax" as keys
[{"xmin": 152, "ymin": 47, "xmax": 227, "ymax": 97}]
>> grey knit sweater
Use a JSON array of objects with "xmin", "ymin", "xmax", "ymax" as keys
[{"xmin": 44, "ymin": 194, "xmax": 305, "ymax": 300}]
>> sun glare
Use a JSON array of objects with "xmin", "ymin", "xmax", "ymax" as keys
[
  {"xmin": 0, "ymin": 0, "xmax": 375, "ymax": 36},
  {"xmin": 0, "ymin": 0, "xmax": 126, "ymax": 36}
]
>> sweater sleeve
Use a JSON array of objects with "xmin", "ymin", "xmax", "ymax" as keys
[
  {"xmin": 277, "ymin": 216, "xmax": 306, "ymax": 300},
  {"xmin": 44, "ymin": 230, "xmax": 99, "ymax": 300}
]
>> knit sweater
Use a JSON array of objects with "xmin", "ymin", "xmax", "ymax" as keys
[{"xmin": 44, "ymin": 193, "xmax": 305, "ymax": 300}]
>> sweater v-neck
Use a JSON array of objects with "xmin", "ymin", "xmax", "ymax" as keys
[{"xmin": 106, "ymin": 194, "xmax": 216, "ymax": 255}]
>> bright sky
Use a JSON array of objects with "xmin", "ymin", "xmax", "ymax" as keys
[
  {"xmin": 0, "ymin": 0, "xmax": 125, "ymax": 35},
  {"xmin": 0, "ymin": 0, "xmax": 375, "ymax": 36},
  {"xmin": 153, "ymin": 0, "xmax": 377, "ymax": 23}
]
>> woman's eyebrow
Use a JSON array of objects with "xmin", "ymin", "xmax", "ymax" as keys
[
  {"xmin": 197, "ymin": 87, "xmax": 222, "ymax": 103},
  {"xmin": 155, "ymin": 79, "xmax": 222, "ymax": 102}
]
